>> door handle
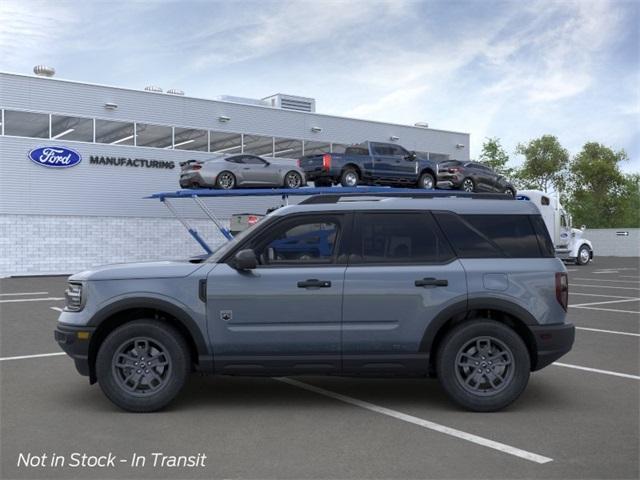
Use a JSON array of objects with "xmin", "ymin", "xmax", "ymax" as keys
[
  {"xmin": 297, "ymin": 279, "xmax": 331, "ymax": 288},
  {"xmin": 415, "ymin": 278, "xmax": 448, "ymax": 287}
]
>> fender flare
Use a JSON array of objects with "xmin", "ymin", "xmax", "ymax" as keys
[
  {"xmin": 88, "ymin": 296, "xmax": 210, "ymax": 361},
  {"xmin": 419, "ymin": 297, "xmax": 538, "ymax": 355}
]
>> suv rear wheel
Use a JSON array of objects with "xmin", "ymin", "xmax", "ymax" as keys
[
  {"xmin": 436, "ymin": 320, "xmax": 530, "ymax": 411},
  {"xmin": 461, "ymin": 177, "xmax": 475, "ymax": 192},
  {"xmin": 96, "ymin": 320, "xmax": 190, "ymax": 412}
]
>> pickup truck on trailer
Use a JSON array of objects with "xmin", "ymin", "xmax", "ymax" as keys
[{"xmin": 298, "ymin": 141, "xmax": 439, "ymax": 189}]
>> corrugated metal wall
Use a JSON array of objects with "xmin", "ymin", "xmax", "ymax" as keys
[{"xmin": 0, "ymin": 72, "xmax": 469, "ymax": 220}]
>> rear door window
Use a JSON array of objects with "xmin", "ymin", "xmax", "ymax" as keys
[{"xmin": 351, "ymin": 212, "xmax": 454, "ymax": 264}]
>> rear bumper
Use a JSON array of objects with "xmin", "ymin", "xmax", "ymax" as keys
[
  {"xmin": 54, "ymin": 323, "xmax": 95, "ymax": 378},
  {"xmin": 179, "ymin": 172, "xmax": 208, "ymax": 188},
  {"xmin": 436, "ymin": 174, "xmax": 463, "ymax": 189},
  {"xmin": 530, "ymin": 322, "xmax": 575, "ymax": 371},
  {"xmin": 303, "ymin": 169, "xmax": 334, "ymax": 181}
]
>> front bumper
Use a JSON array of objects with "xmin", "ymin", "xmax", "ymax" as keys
[
  {"xmin": 530, "ymin": 322, "xmax": 575, "ymax": 370},
  {"xmin": 54, "ymin": 323, "xmax": 95, "ymax": 377}
]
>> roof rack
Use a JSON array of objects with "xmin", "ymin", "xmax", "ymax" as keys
[{"xmin": 299, "ymin": 191, "xmax": 513, "ymax": 204}]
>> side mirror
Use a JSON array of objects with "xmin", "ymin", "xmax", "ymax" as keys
[
  {"xmin": 581, "ymin": 225, "xmax": 586, "ymax": 231},
  {"xmin": 232, "ymin": 249, "xmax": 257, "ymax": 270}
]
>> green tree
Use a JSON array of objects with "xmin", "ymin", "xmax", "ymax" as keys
[
  {"xmin": 479, "ymin": 137, "xmax": 513, "ymax": 176},
  {"xmin": 515, "ymin": 135, "xmax": 569, "ymax": 192},
  {"xmin": 566, "ymin": 142, "xmax": 638, "ymax": 228}
]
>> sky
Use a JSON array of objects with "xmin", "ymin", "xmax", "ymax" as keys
[{"xmin": 1, "ymin": 0, "xmax": 638, "ymax": 172}]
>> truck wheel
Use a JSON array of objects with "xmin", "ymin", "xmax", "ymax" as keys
[
  {"xmin": 504, "ymin": 187, "xmax": 515, "ymax": 196},
  {"xmin": 216, "ymin": 171, "xmax": 236, "ymax": 189},
  {"xmin": 96, "ymin": 320, "xmax": 190, "ymax": 412},
  {"xmin": 418, "ymin": 172, "xmax": 435, "ymax": 189},
  {"xmin": 461, "ymin": 178, "xmax": 475, "ymax": 192},
  {"xmin": 576, "ymin": 245, "xmax": 591, "ymax": 265},
  {"xmin": 340, "ymin": 168, "xmax": 359, "ymax": 187},
  {"xmin": 436, "ymin": 319, "xmax": 530, "ymax": 412}
]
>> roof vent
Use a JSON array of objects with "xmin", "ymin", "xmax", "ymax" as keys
[
  {"xmin": 414, "ymin": 122, "xmax": 429, "ymax": 128},
  {"xmin": 33, "ymin": 65, "xmax": 55, "ymax": 77},
  {"xmin": 167, "ymin": 88, "xmax": 185, "ymax": 96},
  {"xmin": 144, "ymin": 85, "xmax": 163, "ymax": 93},
  {"xmin": 262, "ymin": 94, "xmax": 316, "ymax": 113}
]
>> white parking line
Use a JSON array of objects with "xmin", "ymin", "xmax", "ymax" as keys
[
  {"xmin": 0, "ymin": 291, "xmax": 49, "ymax": 296},
  {"xmin": 573, "ymin": 278, "xmax": 640, "ymax": 284},
  {"xmin": 0, "ymin": 297, "xmax": 64, "ymax": 304},
  {"xmin": 276, "ymin": 377, "xmax": 553, "ymax": 464},
  {"xmin": 569, "ymin": 292, "xmax": 636, "ymax": 299},
  {"xmin": 553, "ymin": 363, "xmax": 640, "ymax": 380},
  {"xmin": 50, "ymin": 307, "xmax": 63, "ymax": 312},
  {"xmin": 575, "ymin": 327, "xmax": 640, "ymax": 337},
  {"xmin": 0, "ymin": 352, "xmax": 66, "ymax": 362},
  {"xmin": 570, "ymin": 284, "xmax": 640, "ymax": 291},
  {"xmin": 570, "ymin": 298, "xmax": 640, "ymax": 308},
  {"xmin": 570, "ymin": 305, "xmax": 640, "ymax": 314}
]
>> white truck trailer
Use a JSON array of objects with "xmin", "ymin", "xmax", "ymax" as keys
[{"xmin": 517, "ymin": 190, "xmax": 593, "ymax": 265}]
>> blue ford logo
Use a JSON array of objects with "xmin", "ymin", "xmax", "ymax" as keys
[{"xmin": 28, "ymin": 146, "xmax": 82, "ymax": 168}]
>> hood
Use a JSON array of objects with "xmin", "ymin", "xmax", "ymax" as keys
[
  {"xmin": 571, "ymin": 227, "xmax": 585, "ymax": 239},
  {"xmin": 69, "ymin": 260, "xmax": 205, "ymax": 281}
]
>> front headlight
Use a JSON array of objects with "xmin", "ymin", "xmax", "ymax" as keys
[{"xmin": 64, "ymin": 282, "xmax": 84, "ymax": 311}]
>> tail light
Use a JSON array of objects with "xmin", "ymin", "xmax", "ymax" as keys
[
  {"xmin": 555, "ymin": 272, "xmax": 569, "ymax": 311},
  {"xmin": 322, "ymin": 154, "xmax": 332, "ymax": 171},
  {"xmin": 247, "ymin": 215, "xmax": 259, "ymax": 226},
  {"xmin": 448, "ymin": 167, "xmax": 460, "ymax": 173},
  {"xmin": 297, "ymin": 159, "xmax": 301, "ymax": 167},
  {"xmin": 191, "ymin": 164, "xmax": 202, "ymax": 170}
]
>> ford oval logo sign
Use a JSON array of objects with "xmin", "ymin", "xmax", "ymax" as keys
[{"xmin": 28, "ymin": 146, "xmax": 82, "ymax": 168}]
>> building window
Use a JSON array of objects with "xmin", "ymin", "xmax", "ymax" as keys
[
  {"xmin": 303, "ymin": 141, "xmax": 330, "ymax": 156},
  {"xmin": 274, "ymin": 137, "xmax": 303, "ymax": 159},
  {"xmin": 51, "ymin": 115, "xmax": 93, "ymax": 142},
  {"xmin": 173, "ymin": 127, "xmax": 208, "ymax": 151},
  {"xmin": 243, "ymin": 134, "xmax": 274, "ymax": 156},
  {"xmin": 136, "ymin": 123, "xmax": 173, "ymax": 148},
  {"xmin": 4, "ymin": 110, "xmax": 49, "ymax": 138},
  {"xmin": 95, "ymin": 119, "xmax": 135, "ymax": 145},
  {"xmin": 209, "ymin": 131, "xmax": 242, "ymax": 154}
]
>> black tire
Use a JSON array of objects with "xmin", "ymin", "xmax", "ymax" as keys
[
  {"xmin": 96, "ymin": 320, "xmax": 190, "ymax": 412},
  {"xmin": 504, "ymin": 187, "xmax": 515, "ymax": 197},
  {"xmin": 215, "ymin": 171, "xmax": 236, "ymax": 189},
  {"xmin": 340, "ymin": 168, "xmax": 359, "ymax": 187},
  {"xmin": 284, "ymin": 171, "xmax": 303, "ymax": 189},
  {"xmin": 418, "ymin": 172, "xmax": 435, "ymax": 189},
  {"xmin": 436, "ymin": 319, "xmax": 530, "ymax": 412},
  {"xmin": 461, "ymin": 177, "xmax": 475, "ymax": 192},
  {"xmin": 576, "ymin": 244, "xmax": 591, "ymax": 265}
]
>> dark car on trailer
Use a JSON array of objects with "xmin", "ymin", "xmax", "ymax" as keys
[
  {"xmin": 298, "ymin": 141, "xmax": 438, "ymax": 189},
  {"xmin": 437, "ymin": 160, "xmax": 516, "ymax": 196}
]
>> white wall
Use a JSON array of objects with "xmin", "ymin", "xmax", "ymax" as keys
[
  {"xmin": 0, "ymin": 214, "xmax": 229, "ymax": 277},
  {"xmin": 586, "ymin": 228, "xmax": 640, "ymax": 257}
]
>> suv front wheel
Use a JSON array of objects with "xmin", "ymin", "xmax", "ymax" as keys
[
  {"xmin": 96, "ymin": 320, "xmax": 190, "ymax": 412},
  {"xmin": 436, "ymin": 320, "xmax": 530, "ymax": 412}
]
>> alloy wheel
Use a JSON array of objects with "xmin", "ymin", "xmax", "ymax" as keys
[
  {"xmin": 112, "ymin": 337, "xmax": 172, "ymax": 397},
  {"xmin": 218, "ymin": 172, "xmax": 235, "ymax": 189},
  {"xmin": 344, "ymin": 172, "xmax": 358, "ymax": 187},
  {"xmin": 462, "ymin": 179, "xmax": 474, "ymax": 192},
  {"xmin": 286, "ymin": 172, "xmax": 302, "ymax": 189},
  {"xmin": 454, "ymin": 336, "xmax": 515, "ymax": 396}
]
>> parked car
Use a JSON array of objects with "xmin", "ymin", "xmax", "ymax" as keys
[
  {"xmin": 55, "ymin": 191, "xmax": 574, "ymax": 413},
  {"xmin": 179, "ymin": 154, "xmax": 306, "ymax": 189},
  {"xmin": 298, "ymin": 141, "xmax": 438, "ymax": 189},
  {"xmin": 437, "ymin": 160, "xmax": 516, "ymax": 195}
]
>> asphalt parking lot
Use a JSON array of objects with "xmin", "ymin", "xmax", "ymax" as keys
[{"xmin": 1, "ymin": 257, "xmax": 638, "ymax": 479}]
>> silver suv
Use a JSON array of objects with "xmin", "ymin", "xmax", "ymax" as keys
[{"xmin": 55, "ymin": 193, "xmax": 574, "ymax": 412}]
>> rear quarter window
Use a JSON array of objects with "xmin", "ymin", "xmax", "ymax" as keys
[{"xmin": 434, "ymin": 212, "xmax": 546, "ymax": 258}]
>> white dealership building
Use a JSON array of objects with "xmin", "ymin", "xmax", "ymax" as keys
[{"xmin": 0, "ymin": 70, "xmax": 470, "ymax": 276}]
